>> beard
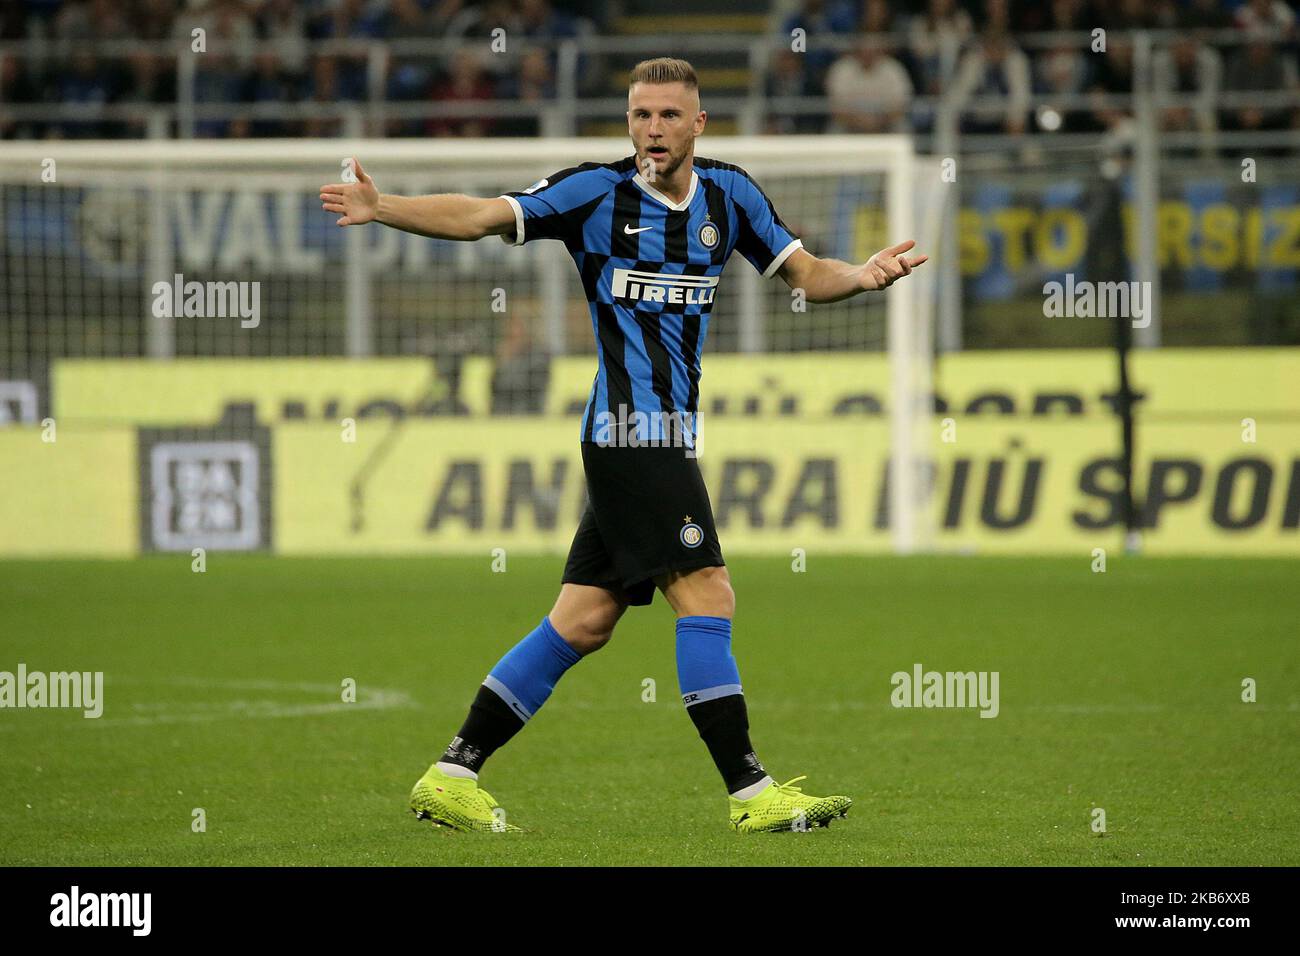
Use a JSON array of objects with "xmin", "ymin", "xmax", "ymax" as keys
[{"xmin": 644, "ymin": 147, "xmax": 684, "ymax": 179}]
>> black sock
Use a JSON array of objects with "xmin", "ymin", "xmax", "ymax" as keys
[
  {"xmin": 686, "ymin": 694, "xmax": 768, "ymax": 793},
  {"xmin": 439, "ymin": 684, "xmax": 525, "ymax": 773}
]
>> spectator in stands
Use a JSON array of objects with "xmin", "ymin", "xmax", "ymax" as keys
[
  {"xmin": 764, "ymin": 47, "xmax": 822, "ymax": 134},
  {"xmin": 56, "ymin": 51, "xmax": 112, "ymax": 138},
  {"xmin": 466, "ymin": 0, "xmax": 524, "ymax": 41},
  {"xmin": 495, "ymin": 46, "xmax": 556, "ymax": 136},
  {"xmin": 519, "ymin": 0, "xmax": 580, "ymax": 42},
  {"xmin": 1235, "ymin": 0, "xmax": 1297, "ymax": 40},
  {"xmin": 388, "ymin": 0, "xmax": 445, "ymax": 47},
  {"xmin": 1010, "ymin": 0, "xmax": 1051, "ymax": 31},
  {"xmin": 327, "ymin": 0, "xmax": 389, "ymax": 40},
  {"xmin": 173, "ymin": 0, "xmax": 258, "ymax": 69},
  {"xmin": 386, "ymin": 0, "xmax": 446, "ymax": 135},
  {"xmin": 1221, "ymin": 30, "xmax": 1300, "ymax": 141},
  {"xmin": 517, "ymin": 0, "xmax": 597, "ymax": 95},
  {"xmin": 1034, "ymin": 42, "xmax": 1092, "ymax": 133},
  {"xmin": 427, "ymin": 48, "xmax": 496, "ymax": 138},
  {"xmin": 861, "ymin": 0, "xmax": 893, "ymax": 33},
  {"xmin": 1106, "ymin": 0, "xmax": 1153, "ymax": 30},
  {"xmin": 459, "ymin": 0, "xmax": 524, "ymax": 87},
  {"xmin": 1043, "ymin": 0, "xmax": 1091, "ymax": 31},
  {"xmin": 303, "ymin": 53, "xmax": 345, "ymax": 138},
  {"xmin": 115, "ymin": 49, "xmax": 177, "ymax": 138},
  {"xmin": 1184, "ymin": 0, "xmax": 1234, "ymax": 30},
  {"xmin": 14, "ymin": 0, "xmax": 58, "ymax": 45},
  {"xmin": 825, "ymin": 34, "xmax": 914, "ymax": 133},
  {"xmin": 907, "ymin": 0, "xmax": 973, "ymax": 97},
  {"xmin": 1148, "ymin": 0, "xmax": 1184, "ymax": 30},
  {"xmin": 982, "ymin": 0, "xmax": 1011, "ymax": 32},
  {"xmin": 0, "ymin": 52, "xmax": 42, "ymax": 139},
  {"xmin": 1086, "ymin": 33, "xmax": 1134, "ymax": 133},
  {"xmin": 949, "ymin": 28, "xmax": 1030, "ymax": 135},
  {"xmin": 426, "ymin": 0, "xmax": 485, "ymax": 41},
  {"xmin": 259, "ymin": 0, "xmax": 310, "ymax": 80},
  {"xmin": 56, "ymin": 0, "xmax": 124, "ymax": 43},
  {"xmin": 780, "ymin": 0, "xmax": 858, "ymax": 92},
  {"xmin": 319, "ymin": 0, "xmax": 387, "ymax": 105},
  {"xmin": 245, "ymin": 51, "xmax": 300, "ymax": 137},
  {"xmin": 1152, "ymin": 33, "xmax": 1222, "ymax": 139},
  {"xmin": 130, "ymin": 0, "xmax": 178, "ymax": 41},
  {"xmin": 193, "ymin": 47, "xmax": 246, "ymax": 138}
]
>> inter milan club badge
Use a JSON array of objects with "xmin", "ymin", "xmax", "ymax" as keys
[
  {"xmin": 680, "ymin": 516, "xmax": 704, "ymax": 548},
  {"xmin": 698, "ymin": 218, "xmax": 719, "ymax": 250}
]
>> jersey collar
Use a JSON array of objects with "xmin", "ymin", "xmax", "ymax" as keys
[{"xmin": 632, "ymin": 166, "xmax": 698, "ymax": 211}]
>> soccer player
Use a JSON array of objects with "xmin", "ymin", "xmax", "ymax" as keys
[{"xmin": 320, "ymin": 57, "xmax": 926, "ymax": 833}]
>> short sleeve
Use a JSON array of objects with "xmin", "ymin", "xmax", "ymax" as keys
[
  {"xmin": 498, "ymin": 164, "xmax": 608, "ymax": 246},
  {"xmin": 731, "ymin": 171, "xmax": 803, "ymax": 278}
]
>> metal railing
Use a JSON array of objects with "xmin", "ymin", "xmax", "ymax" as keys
[{"xmin": 2, "ymin": 29, "xmax": 1297, "ymax": 145}]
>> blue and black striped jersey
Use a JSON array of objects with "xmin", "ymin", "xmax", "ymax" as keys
[{"xmin": 498, "ymin": 155, "xmax": 803, "ymax": 446}]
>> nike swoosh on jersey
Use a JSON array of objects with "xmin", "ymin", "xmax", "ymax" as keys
[{"xmin": 623, "ymin": 224, "xmax": 653, "ymax": 234}]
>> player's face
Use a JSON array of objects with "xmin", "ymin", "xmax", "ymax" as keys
[{"xmin": 627, "ymin": 83, "xmax": 705, "ymax": 180}]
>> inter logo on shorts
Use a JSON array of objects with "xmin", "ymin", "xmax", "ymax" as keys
[
  {"xmin": 680, "ymin": 522, "xmax": 704, "ymax": 548},
  {"xmin": 698, "ymin": 219, "xmax": 719, "ymax": 250}
]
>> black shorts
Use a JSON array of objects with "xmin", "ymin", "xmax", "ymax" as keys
[{"xmin": 562, "ymin": 442, "xmax": 725, "ymax": 606}]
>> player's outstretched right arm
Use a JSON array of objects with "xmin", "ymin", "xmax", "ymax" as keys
[{"xmin": 319, "ymin": 156, "xmax": 516, "ymax": 242}]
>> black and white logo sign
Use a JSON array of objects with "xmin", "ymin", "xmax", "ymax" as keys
[{"xmin": 150, "ymin": 441, "xmax": 261, "ymax": 550}]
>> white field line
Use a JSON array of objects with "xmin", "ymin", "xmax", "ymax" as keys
[{"xmin": 0, "ymin": 677, "xmax": 416, "ymax": 728}]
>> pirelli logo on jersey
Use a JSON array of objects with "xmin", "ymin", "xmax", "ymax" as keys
[{"xmin": 611, "ymin": 268, "xmax": 718, "ymax": 305}]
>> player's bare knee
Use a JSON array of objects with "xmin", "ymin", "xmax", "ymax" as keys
[
  {"xmin": 568, "ymin": 608, "xmax": 622, "ymax": 654},
  {"xmin": 669, "ymin": 565, "xmax": 734, "ymax": 618},
  {"xmin": 703, "ymin": 566, "xmax": 736, "ymax": 618}
]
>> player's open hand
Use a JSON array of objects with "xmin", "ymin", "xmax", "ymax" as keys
[
  {"xmin": 320, "ymin": 157, "xmax": 379, "ymax": 227},
  {"xmin": 860, "ymin": 239, "xmax": 928, "ymax": 291}
]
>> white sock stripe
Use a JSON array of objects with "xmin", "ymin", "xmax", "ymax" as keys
[
  {"xmin": 680, "ymin": 683, "xmax": 743, "ymax": 707},
  {"xmin": 483, "ymin": 675, "xmax": 532, "ymax": 722}
]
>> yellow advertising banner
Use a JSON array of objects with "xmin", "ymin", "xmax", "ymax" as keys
[
  {"xmin": 0, "ymin": 426, "xmax": 137, "ymax": 556},
  {"xmin": 11, "ymin": 349, "xmax": 1296, "ymax": 558},
  {"xmin": 54, "ymin": 349, "xmax": 1299, "ymax": 427},
  {"xmin": 547, "ymin": 348, "xmax": 1300, "ymax": 422},
  {"xmin": 53, "ymin": 358, "xmax": 452, "ymax": 426},
  {"xmin": 273, "ymin": 418, "xmax": 1300, "ymax": 556}
]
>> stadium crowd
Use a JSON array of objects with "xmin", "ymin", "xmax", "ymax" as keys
[{"xmin": 0, "ymin": 0, "xmax": 1296, "ymax": 141}]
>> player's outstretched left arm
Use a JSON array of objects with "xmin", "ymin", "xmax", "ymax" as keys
[{"xmin": 776, "ymin": 241, "xmax": 928, "ymax": 303}]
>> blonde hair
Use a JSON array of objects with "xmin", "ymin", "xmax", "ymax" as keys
[{"xmin": 628, "ymin": 58, "xmax": 699, "ymax": 95}]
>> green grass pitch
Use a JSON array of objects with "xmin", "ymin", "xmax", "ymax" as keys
[{"xmin": 1, "ymin": 554, "xmax": 1296, "ymax": 866}]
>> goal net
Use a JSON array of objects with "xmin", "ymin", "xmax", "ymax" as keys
[{"xmin": 0, "ymin": 136, "xmax": 943, "ymax": 557}]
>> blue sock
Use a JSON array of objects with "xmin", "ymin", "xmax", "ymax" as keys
[
  {"xmin": 676, "ymin": 615, "xmax": 742, "ymax": 705},
  {"xmin": 676, "ymin": 616, "xmax": 767, "ymax": 793},
  {"xmin": 483, "ymin": 616, "xmax": 581, "ymax": 723}
]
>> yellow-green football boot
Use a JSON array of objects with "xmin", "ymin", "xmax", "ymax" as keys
[
  {"xmin": 409, "ymin": 764, "xmax": 522, "ymax": 833},
  {"xmin": 729, "ymin": 776, "xmax": 852, "ymax": 833}
]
